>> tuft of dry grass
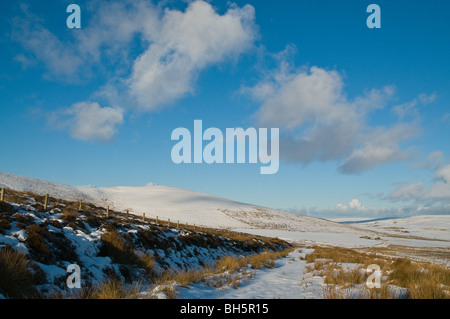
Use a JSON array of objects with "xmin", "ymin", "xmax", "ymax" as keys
[
  {"xmin": 305, "ymin": 246, "xmax": 390, "ymax": 269},
  {"xmin": 86, "ymin": 279, "xmax": 140, "ymax": 299},
  {"xmin": 306, "ymin": 245, "xmax": 450, "ymax": 299},
  {"xmin": 153, "ymin": 268, "xmax": 205, "ymax": 289},
  {"xmin": 61, "ymin": 205, "xmax": 79, "ymax": 223},
  {"xmin": 323, "ymin": 264, "xmax": 365, "ymax": 287},
  {"xmin": 247, "ymin": 249, "xmax": 293, "ymax": 270},
  {"xmin": 137, "ymin": 252, "xmax": 157, "ymax": 279},
  {"xmin": 0, "ymin": 247, "xmax": 35, "ymax": 298},
  {"xmin": 389, "ymin": 258, "xmax": 450, "ymax": 299},
  {"xmin": 215, "ymin": 255, "xmax": 246, "ymax": 273},
  {"xmin": 99, "ymin": 230, "xmax": 139, "ymax": 265}
]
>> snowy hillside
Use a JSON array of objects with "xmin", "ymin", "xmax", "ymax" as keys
[
  {"xmin": 0, "ymin": 190, "xmax": 291, "ymax": 298},
  {"xmin": 1, "ymin": 171, "xmax": 449, "ymax": 299},
  {"xmin": 0, "ymin": 171, "xmax": 368, "ymax": 238},
  {"xmin": 2, "ymin": 171, "xmax": 449, "ymax": 253},
  {"xmin": 0, "ymin": 172, "xmax": 98, "ymax": 203}
]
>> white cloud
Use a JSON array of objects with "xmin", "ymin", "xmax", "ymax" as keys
[
  {"xmin": 12, "ymin": 5, "xmax": 83, "ymax": 81},
  {"xmin": 127, "ymin": 0, "xmax": 257, "ymax": 111},
  {"xmin": 336, "ymin": 199, "xmax": 365, "ymax": 211},
  {"xmin": 392, "ymin": 92, "xmax": 437, "ymax": 119},
  {"xmin": 387, "ymin": 163, "xmax": 450, "ymax": 203},
  {"xmin": 338, "ymin": 123, "xmax": 418, "ymax": 174},
  {"xmin": 254, "ymin": 66, "xmax": 350, "ymax": 130},
  {"xmin": 14, "ymin": 0, "xmax": 256, "ymax": 109},
  {"xmin": 12, "ymin": 1, "xmax": 158, "ymax": 81},
  {"xmin": 75, "ymin": 0, "xmax": 159, "ymax": 65},
  {"xmin": 392, "ymin": 100, "xmax": 418, "ymax": 119},
  {"xmin": 386, "ymin": 182, "xmax": 426, "ymax": 202},
  {"xmin": 249, "ymin": 66, "xmax": 362, "ymax": 162},
  {"xmin": 13, "ymin": 0, "xmax": 257, "ymax": 141},
  {"xmin": 246, "ymin": 62, "xmax": 416, "ymax": 173},
  {"xmin": 411, "ymin": 150, "xmax": 444, "ymax": 170},
  {"xmin": 418, "ymin": 92, "xmax": 437, "ymax": 105},
  {"xmin": 61, "ymin": 102, "xmax": 124, "ymax": 142}
]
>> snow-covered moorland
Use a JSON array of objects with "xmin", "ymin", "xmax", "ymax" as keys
[
  {"xmin": 0, "ymin": 189, "xmax": 290, "ymax": 298},
  {"xmin": 1, "ymin": 171, "xmax": 449, "ymax": 299}
]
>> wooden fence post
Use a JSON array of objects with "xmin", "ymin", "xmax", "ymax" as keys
[
  {"xmin": 78, "ymin": 200, "xmax": 82, "ymax": 211},
  {"xmin": 168, "ymin": 218, "xmax": 170, "ymax": 227},
  {"xmin": 156, "ymin": 216, "xmax": 158, "ymax": 225},
  {"xmin": 44, "ymin": 194, "xmax": 49, "ymax": 210},
  {"xmin": 0, "ymin": 188, "xmax": 4, "ymax": 202},
  {"xmin": 177, "ymin": 220, "xmax": 179, "ymax": 229},
  {"xmin": 143, "ymin": 213, "xmax": 145, "ymax": 222},
  {"xmin": 106, "ymin": 206, "xmax": 109, "ymax": 218},
  {"xmin": 126, "ymin": 210, "xmax": 129, "ymax": 221}
]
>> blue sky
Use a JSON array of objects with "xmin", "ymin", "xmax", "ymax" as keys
[{"xmin": 1, "ymin": 0, "xmax": 449, "ymax": 218}]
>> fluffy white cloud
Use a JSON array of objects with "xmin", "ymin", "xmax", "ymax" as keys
[
  {"xmin": 74, "ymin": 0, "xmax": 159, "ymax": 65},
  {"xmin": 62, "ymin": 102, "xmax": 124, "ymax": 142},
  {"xmin": 128, "ymin": 0, "xmax": 256, "ymax": 111},
  {"xmin": 246, "ymin": 62, "xmax": 417, "ymax": 173},
  {"xmin": 255, "ymin": 67, "xmax": 354, "ymax": 129},
  {"xmin": 13, "ymin": 0, "xmax": 257, "ymax": 141},
  {"xmin": 336, "ymin": 199, "xmax": 365, "ymax": 211},
  {"xmin": 13, "ymin": 0, "xmax": 256, "ymax": 110},
  {"xmin": 249, "ymin": 66, "xmax": 361, "ymax": 162}
]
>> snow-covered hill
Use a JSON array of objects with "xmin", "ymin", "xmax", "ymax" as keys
[
  {"xmin": 0, "ymin": 171, "xmax": 364, "ymax": 236},
  {"xmin": 2, "ymin": 171, "xmax": 449, "ymax": 252}
]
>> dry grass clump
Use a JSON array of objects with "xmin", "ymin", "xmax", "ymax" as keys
[
  {"xmin": 322, "ymin": 283, "xmax": 394, "ymax": 299},
  {"xmin": 136, "ymin": 252, "xmax": 157, "ymax": 279},
  {"xmin": 159, "ymin": 268, "xmax": 206, "ymax": 287},
  {"xmin": 61, "ymin": 204, "xmax": 79, "ymax": 223},
  {"xmin": 389, "ymin": 258, "xmax": 450, "ymax": 299},
  {"xmin": 99, "ymin": 230, "xmax": 139, "ymax": 265},
  {"xmin": 0, "ymin": 247, "xmax": 36, "ymax": 298},
  {"xmin": 247, "ymin": 251, "xmax": 274, "ymax": 269},
  {"xmin": 306, "ymin": 245, "xmax": 450, "ymax": 299},
  {"xmin": 215, "ymin": 255, "xmax": 246, "ymax": 273},
  {"xmin": 51, "ymin": 279, "xmax": 141, "ymax": 299},
  {"xmin": 305, "ymin": 245, "xmax": 389, "ymax": 268},
  {"xmin": 323, "ymin": 264, "xmax": 365, "ymax": 287},
  {"xmin": 86, "ymin": 279, "xmax": 140, "ymax": 299},
  {"xmin": 248, "ymin": 249, "xmax": 293, "ymax": 269},
  {"xmin": 53, "ymin": 279, "xmax": 142, "ymax": 299}
]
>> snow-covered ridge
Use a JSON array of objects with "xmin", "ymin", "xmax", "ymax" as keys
[
  {"xmin": 0, "ymin": 172, "xmax": 98, "ymax": 203},
  {"xmin": 0, "ymin": 171, "xmax": 362, "ymax": 235}
]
